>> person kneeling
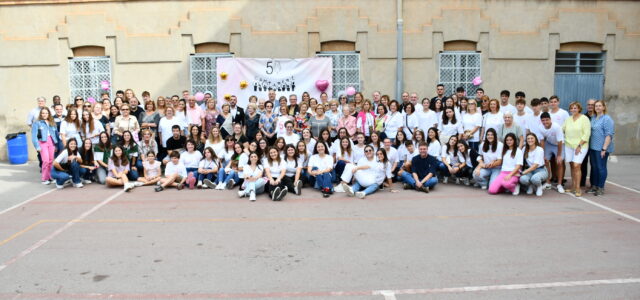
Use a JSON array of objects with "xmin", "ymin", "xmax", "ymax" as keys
[
  {"xmin": 155, "ymin": 151, "xmax": 187, "ymax": 192},
  {"xmin": 399, "ymin": 142, "xmax": 438, "ymax": 193},
  {"xmin": 342, "ymin": 145, "xmax": 389, "ymax": 199}
]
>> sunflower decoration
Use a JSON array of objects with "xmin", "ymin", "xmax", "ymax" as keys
[
  {"xmin": 239, "ymin": 80, "xmax": 248, "ymax": 89},
  {"xmin": 219, "ymin": 72, "xmax": 228, "ymax": 80}
]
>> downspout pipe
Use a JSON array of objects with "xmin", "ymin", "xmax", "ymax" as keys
[{"xmin": 396, "ymin": 0, "xmax": 404, "ymax": 102}]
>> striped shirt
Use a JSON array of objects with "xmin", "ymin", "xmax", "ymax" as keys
[{"xmin": 589, "ymin": 114, "xmax": 615, "ymax": 153}]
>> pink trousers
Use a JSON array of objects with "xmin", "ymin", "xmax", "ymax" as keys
[
  {"xmin": 39, "ymin": 137, "xmax": 55, "ymax": 181},
  {"xmin": 488, "ymin": 171, "xmax": 520, "ymax": 194}
]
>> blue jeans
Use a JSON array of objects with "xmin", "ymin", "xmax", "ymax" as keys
[
  {"xmin": 128, "ymin": 164, "xmax": 139, "ymax": 181},
  {"xmin": 218, "ymin": 168, "xmax": 239, "ymax": 185},
  {"xmin": 334, "ymin": 160, "xmax": 347, "ymax": 183},
  {"xmin": 197, "ymin": 169, "xmax": 216, "ymax": 182},
  {"xmin": 519, "ymin": 167, "xmax": 548, "ymax": 188},
  {"xmin": 352, "ymin": 181, "xmax": 379, "ymax": 196},
  {"xmin": 590, "ymin": 150, "xmax": 609, "ymax": 188},
  {"xmin": 468, "ymin": 141, "xmax": 480, "ymax": 153},
  {"xmin": 309, "ymin": 167, "xmax": 333, "ymax": 190},
  {"xmin": 51, "ymin": 161, "xmax": 86, "ymax": 185},
  {"xmin": 244, "ymin": 178, "xmax": 266, "ymax": 194},
  {"xmin": 437, "ymin": 162, "xmax": 451, "ymax": 178},
  {"xmin": 399, "ymin": 171, "xmax": 438, "ymax": 188},
  {"xmin": 473, "ymin": 167, "xmax": 501, "ymax": 188}
]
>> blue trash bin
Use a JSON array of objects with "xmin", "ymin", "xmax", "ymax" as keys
[{"xmin": 6, "ymin": 132, "xmax": 28, "ymax": 164}]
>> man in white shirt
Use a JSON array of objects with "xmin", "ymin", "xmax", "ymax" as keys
[
  {"xmin": 539, "ymin": 112, "xmax": 565, "ymax": 193},
  {"xmin": 526, "ymin": 98, "xmax": 544, "ymax": 141},
  {"xmin": 514, "ymin": 91, "xmax": 534, "ymax": 114},
  {"xmin": 416, "ymin": 98, "xmax": 438, "ymax": 133},
  {"xmin": 27, "ymin": 96, "xmax": 47, "ymax": 128},
  {"xmin": 371, "ymin": 91, "xmax": 381, "ymax": 112},
  {"xmin": 499, "ymin": 90, "xmax": 517, "ymax": 115},
  {"xmin": 548, "ymin": 95, "xmax": 569, "ymax": 126},
  {"xmin": 513, "ymin": 98, "xmax": 531, "ymax": 132}
]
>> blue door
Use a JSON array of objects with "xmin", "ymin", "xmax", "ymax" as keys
[{"xmin": 554, "ymin": 52, "xmax": 605, "ymax": 110}]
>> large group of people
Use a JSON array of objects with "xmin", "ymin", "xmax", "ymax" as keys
[{"xmin": 27, "ymin": 85, "xmax": 615, "ymax": 201}]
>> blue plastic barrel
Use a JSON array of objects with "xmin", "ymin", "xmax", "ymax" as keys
[{"xmin": 6, "ymin": 132, "xmax": 28, "ymax": 164}]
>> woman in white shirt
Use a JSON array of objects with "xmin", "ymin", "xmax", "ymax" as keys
[
  {"xmin": 402, "ymin": 103, "xmax": 419, "ymax": 140},
  {"xmin": 481, "ymin": 99, "xmax": 504, "ymax": 141},
  {"xmin": 204, "ymin": 127, "xmax": 225, "ymax": 158},
  {"xmin": 283, "ymin": 144, "xmax": 304, "ymax": 195},
  {"xmin": 180, "ymin": 140, "xmax": 203, "ymax": 189},
  {"xmin": 80, "ymin": 110, "xmax": 104, "ymax": 145},
  {"xmin": 60, "ymin": 109, "xmax": 82, "ymax": 148},
  {"xmin": 473, "ymin": 128, "xmax": 504, "ymax": 189},
  {"xmin": 426, "ymin": 127, "xmax": 442, "ymax": 159},
  {"xmin": 215, "ymin": 137, "xmax": 239, "ymax": 189},
  {"xmin": 384, "ymin": 101, "xmax": 403, "ymax": 141},
  {"xmin": 307, "ymin": 141, "xmax": 334, "ymax": 197},
  {"xmin": 238, "ymin": 152, "xmax": 266, "ymax": 201},
  {"xmin": 519, "ymin": 133, "xmax": 548, "ymax": 196},
  {"xmin": 438, "ymin": 136, "xmax": 465, "ymax": 184},
  {"xmin": 296, "ymin": 140, "xmax": 311, "ymax": 184},
  {"xmin": 341, "ymin": 145, "xmax": 386, "ymax": 199},
  {"xmin": 197, "ymin": 147, "xmax": 219, "ymax": 189},
  {"xmin": 438, "ymin": 107, "xmax": 463, "ymax": 145},
  {"xmin": 455, "ymin": 141, "xmax": 474, "ymax": 185},
  {"xmin": 264, "ymin": 147, "xmax": 288, "ymax": 201},
  {"xmin": 462, "ymin": 99, "xmax": 482, "ymax": 152},
  {"xmin": 488, "ymin": 133, "xmax": 523, "ymax": 195}
]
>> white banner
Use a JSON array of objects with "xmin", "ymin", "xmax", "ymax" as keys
[{"xmin": 215, "ymin": 57, "xmax": 333, "ymax": 109}]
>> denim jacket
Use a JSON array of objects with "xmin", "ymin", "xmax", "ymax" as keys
[{"xmin": 31, "ymin": 120, "xmax": 60, "ymax": 150}]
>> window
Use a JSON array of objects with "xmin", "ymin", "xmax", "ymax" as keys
[
  {"xmin": 316, "ymin": 52, "xmax": 360, "ymax": 98},
  {"xmin": 68, "ymin": 56, "xmax": 111, "ymax": 102},
  {"xmin": 438, "ymin": 52, "xmax": 481, "ymax": 97},
  {"xmin": 555, "ymin": 52, "xmax": 605, "ymax": 74},
  {"xmin": 190, "ymin": 53, "xmax": 232, "ymax": 95}
]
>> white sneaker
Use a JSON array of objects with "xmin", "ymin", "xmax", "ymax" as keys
[
  {"xmin": 355, "ymin": 191, "xmax": 365, "ymax": 199},
  {"xmin": 237, "ymin": 190, "xmax": 246, "ymax": 198},
  {"xmin": 56, "ymin": 184, "xmax": 64, "ymax": 189},
  {"xmin": 42, "ymin": 180, "xmax": 51, "ymax": 185},
  {"xmin": 342, "ymin": 183, "xmax": 354, "ymax": 197},
  {"xmin": 536, "ymin": 185, "xmax": 544, "ymax": 197},
  {"xmin": 249, "ymin": 190, "xmax": 256, "ymax": 201},
  {"xmin": 73, "ymin": 182, "xmax": 84, "ymax": 188},
  {"xmin": 197, "ymin": 181, "xmax": 203, "ymax": 189},
  {"xmin": 82, "ymin": 179, "xmax": 92, "ymax": 184},
  {"xmin": 157, "ymin": 181, "xmax": 162, "ymax": 186},
  {"xmin": 543, "ymin": 182, "xmax": 551, "ymax": 190},
  {"xmin": 557, "ymin": 184, "xmax": 565, "ymax": 194},
  {"xmin": 443, "ymin": 177, "xmax": 448, "ymax": 184},
  {"xmin": 526, "ymin": 186, "xmax": 533, "ymax": 195},
  {"xmin": 481, "ymin": 185, "xmax": 487, "ymax": 190},
  {"xmin": 512, "ymin": 184, "xmax": 520, "ymax": 196},
  {"xmin": 333, "ymin": 184, "xmax": 345, "ymax": 193},
  {"xmin": 133, "ymin": 181, "xmax": 144, "ymax": 187},
  {"xmin": 124, "ymin": 183, "xmax": 133, "ymax": 192},
  {"xmin": 216, "ymin": 183, "xmax": 225, "ymax": 190}
]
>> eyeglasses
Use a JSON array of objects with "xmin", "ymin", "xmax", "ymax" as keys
[
  {"xmin": 84, "ymin": 105, "xmax": 92, "ymax": 107},
  {"xmin": 364, "ymin": 149, "xmax": 372, "ymax": 153}
]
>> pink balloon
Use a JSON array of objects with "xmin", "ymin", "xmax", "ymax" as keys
[
  {"xmin": 346, "ymin": 86, "xmax": 356, "ymax": 96},
  {"xmin": 100, "ymin": 80, "xmax": 110, "ymax": 90},
  {"xmin": 195, "ymin": 92, "xmax": 205, "ymax": 101},
  {"xmin": 472, "ymin": 76, "xmax": 483, "ymax": 86},
  {"xmin": 315, "ymin": 80, "xmax": 329, "ymax": 92},
  {"xmin": 87, "ymin": 97, "xmax": 96, "ymax": 104}
]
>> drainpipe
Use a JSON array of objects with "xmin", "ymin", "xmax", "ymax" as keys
[{"xmin": 396, "ymin": 0, "xmax": 404, "ymax": 102}]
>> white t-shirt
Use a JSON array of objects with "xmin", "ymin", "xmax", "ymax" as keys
[
  {"xmin": 308, "ymin": 154, "xmax": 334, "ymax": 170},
  {"xmin": 165, "ymin": 161, "xmax": 187, "ymax": 178},
  {"xmin": 404, "ymin": 148, "xmax": 419, "ymax": 162},
  {"xmin": 158, "ymin": 117, "xmax": 184, "ymax": 147},
  {"xmin": 483, "ymin": 112, "xmax": 504, "ymax": 136},
  {"xmin": 354, "ymin": 157, "xmax": 385, "ymax": 187},
  {"xmin": 198, "ymin": 158, "xmax": 217, "ymax": 170},
  {"xmin": 356, "ymin": 113, "xmax": 375, "ymax": 136},
  {"xmin": 441, "ymin": 148, "xmax": 465, "ymax": 166},
  {"xmin": 179, "ymin": 151, "xmax": 203, "ymax": 169},
  {"xmin": 219, "ymin": 149, "xmax": 235, "ymax": 164},
  {"xmin": 416, "ymin": 109, "xmax": 439, "ymax": 133},
  {"xmin": 352, "ymin": 145, "xmax": 366, "ymax": 163},
  {"xmin": 284, "ymin": 157, "xmax": 305, "ymax": 177},
  {"xmin": 539, "ymin": 123, "xmax": 564, "ymax": 145},
  {"xmin": 479, "ymin": 141, "xmax": 504, "ymax": 165},
  {"xmin": 500, "ymin": 103, "xmax": 517, "ymax": 115},
  {"xmin": 513, "ymin": 112, "xmax": 530, "ymax": 132},
  {"xmin": 403, "ymin": 112, "xmax": 419, "ymax": 140},
  {"xmin": 60, "ymin": 121, "xmax": 80, "ymax": 142},
  {"xmin": 266, "ymin": 159, "xmax": 285, "ymax": 178},
  {"xmin": 384, "ymin": 111, "xmax": 403, "ymax": 139},
  {"xmin": 304, "ymin": 139, "xmax": 317, "ymax": 156},
  {"xmin": 462, "ymin": 112, "xmax": 483, "ymax": 142},
  {"xmin": 83, "ymin": 120, "xmax": 105, "ymax": 145},
  {"xmin": 501, "ymin": 148, "xmax": 524, "ymax": 172},
  {"xmin": 550, "ymin": 109, "xmax": 569, "ymax": 126},
  {"xmin": 428, "ymin": 140, "xmax": 441, "ymax": 159},
  {"xmin": 204, "ymin": 139, "xmax": 225, "ymax": 158},
  {"xmin": 383, "ymin": 147, "xmax": 399, "ymax": 165},
  {"xmin": 275, "ymin": 116, "xmax": 291, "ymax": 138},
  {"xmin": 335, "ymin": 148, "xmax": 354, "ymax": 163},
  {"xmin": 526, "ymin": 113, "xmax": 544, "ymax": 140},
  {"xmin": 283, "ymin": 133, "xmax": 300, "ymax": 146},
  {"xmin": 438, "ymin": 120, "xmax": 463, "ymax": 138},
  {"xmin": 237, "ymin": 153, "xmax": 249, "ymax": 178},
  {"xmin": 55, "ymin": 149, "xmax": 77, "ymax": 164},
  {"xmin": 525, "ymin": 146, "xmax": 545, "ymax": 168},
  {"xmin": 243, "ymin": 164, "xmax": 264, "ymax": 179}
]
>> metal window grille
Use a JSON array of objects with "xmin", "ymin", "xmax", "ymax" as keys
[
  {"xmin": 555, "ymin": 52, "xmax": 605, "ymax": 74},
  {"xmin": 190, "ymin": 53, "xmax": 233, "ymax": 96},
  {"xmin": 438, "ymin": 52, "xmax": 481, "ymax": 98},
  {"xmin": 316, "ymin": 52, "xmax": 360, "ymax": 98},
  {"xmin": 68, "ymin": 56, "xmax": 111, "ymax": 102}
]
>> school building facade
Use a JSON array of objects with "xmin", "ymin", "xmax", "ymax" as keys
[{"xmin": 0, "ymin": 0, "xmax": 639, "ymax": 159}]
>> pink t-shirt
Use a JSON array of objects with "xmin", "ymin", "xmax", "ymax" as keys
[{"xmin": 143, "ymin": 160, "xmax": 161, "ymax": 177}]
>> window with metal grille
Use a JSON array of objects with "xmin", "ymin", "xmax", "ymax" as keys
[
  {"xmin": 555, "ymin": 52, "xmax": 605, "ymax": 74},
  {"xmin": 68, "ymin": 56, "xmax": 111, "ymax": 102},
  {"xmin": 316, "ymin": 52, "xmax": 360, "ymax": 98},
  {"xmin": 190, "ymin": 53, "xmax": 233, "ymax": 96},
  {"xmin": 438, "ymin": 52, "xmax": 481, "ymax": 98}
]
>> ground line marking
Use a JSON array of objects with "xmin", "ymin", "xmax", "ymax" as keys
[
  {"xmin": 606, "ymin": 180, "xmax": 640, "ymax": 194},
  {"xmin": 0, "ymin": 188, "xmax": 56, "ymax": 216},
  {"xmin": 566, "ymin": 193, "xmax": 640, "ymax": 224},
  {"xmin": 0, "ymin": 190, "xmax": 124, "ymax": 272}
]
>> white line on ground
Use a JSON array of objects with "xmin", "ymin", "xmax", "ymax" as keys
[
  {"xmin": 606, "ymin": 180, "xmax": 640, "ymax": 194},
  {"xmin": 0, "ymin": 188, "xmax": 56, "ymax": 216},
  {"xmin": 0, "ymin": 190, "xmax": 124, "ymax": 272},
  {"xmin": 372, "ymin": 278, "xmax": 640, "ymax": 296},
  {"xmin": 379, "ymin": 290, "xmax": 397, "ymax": 300},
  {"xmin": 568, "ymin": 193, "xmax": 640, "ymax": 224}
]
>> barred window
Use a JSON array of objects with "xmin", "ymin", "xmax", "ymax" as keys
[
  {"xmin": 316, "ymin": 52, "xmax": 360, "ymax": 98},
  {"xmin": 438, "ymin": 52, "xmax": 481, "ymax": 98},
  {"xmin": 68, "ymin": 56, "xmax": 111, "ymax": 102},
  {"xmin": 555, "ymin": 52, "xmax": 605, "ymax": 74},
  {"xmin": 190, "ymin": 53, "xmax": 232, "ymax": 96}
]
